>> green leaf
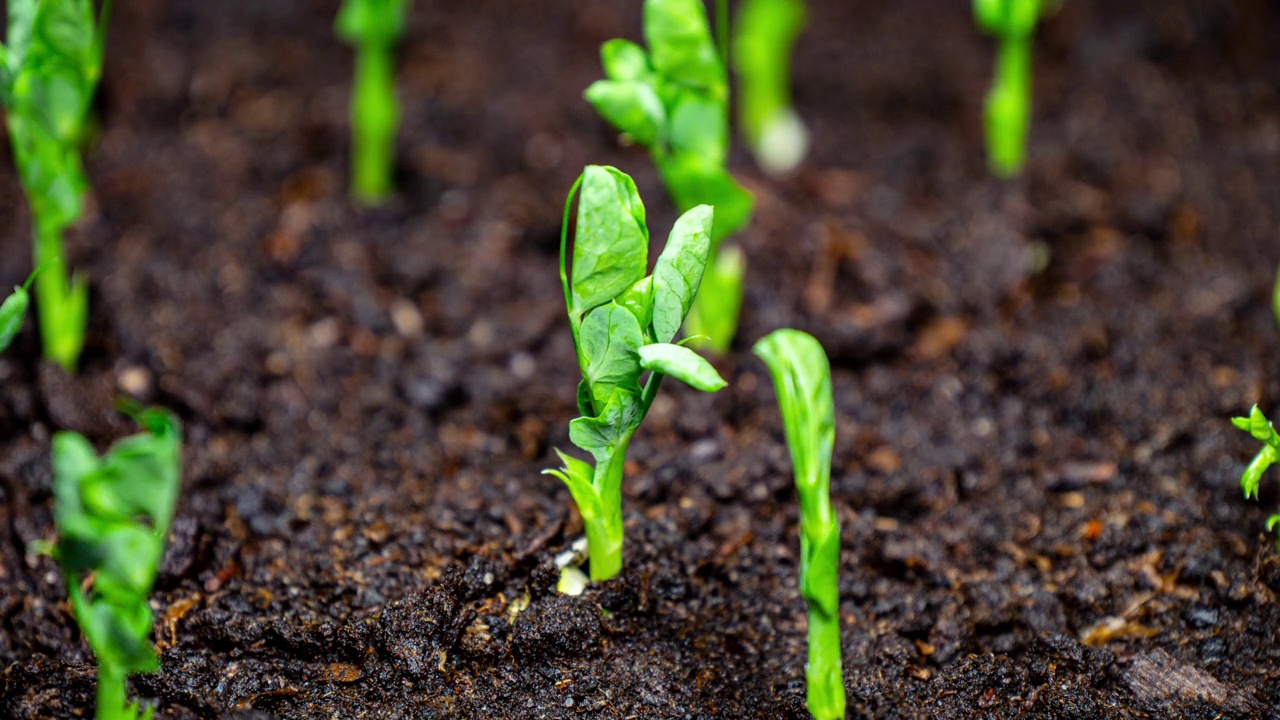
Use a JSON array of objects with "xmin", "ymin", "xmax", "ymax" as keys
[
  {"xmin": 0, "ymin": 285, "xmax": 30, "ymax": 352},
  {"xmin": 601, "ymin": 39, "xmax": 650, "ymax": 81},
  {"xmin": 583, "ymin": 79, "xmax": 665, "ymax": 148},
  {"xmin": 336, "ymin": 0, "xmax": 411, "ymax": 44},
  {"xmin": 570, "ymin": 388, "xmax": 644, "ymax": 462},
  {"xmin": 658, "ymin": 156, "xmax": 753, "ymax": 242},
  {"xmin": 616, "ymin": 275, "xmax": 655, "ymax": 337},
  {"xmin": 651, "ymin": 205, "xmax": 713, "ymax": 342},
  {"xmin": 667, "ymin": 91, "xmax": 728, "ymax": 165},
  {"xmin": 5, "ymin": 0, "xmax": 39, "ymax": 73},
  {"xmin": 638, "ymin": 342, "xmax": 726, "ymax": 392},
  {"xmin": 570, "ymin": 166, "xmax": 650, "ymax": 317},
  {"xmin": 579, "ymin": 303, "xmax": 645, "ymax": 414},
  {"xmin": 752, "ymin": 329, "xmax": 835, "ymax": 502},
  {"xmin": 544, "ymin": 449, "xmax": 602, "ymax": 519},
  {"xmin": 644, "ymin": 0, "xmax": 724, "ymax": 92}
]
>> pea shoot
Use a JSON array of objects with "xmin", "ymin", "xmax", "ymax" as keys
[
  {"xmin": 1233, "ymin": 405, "xmax": 1280, "ymax": 543},
  {"xmin": 39, "ymin": 406, "xmax": 182, "ymax": 720},
  {"xmin": 1, "ymin": 0, "xmax": 111, "ymax": 371},
  {"xmin": 0, "ymin": 271, "xmax": 41, "ymax": 354},
  {"xmin": 973, "ymin": 0, "xmax": 1050, "ymax": 177},
  {"xmin": 753, "ymin": 329, "xmax": 845, "ymax": 720},
  {"xmin": 733, "ymin": 0, "xmax": 809, "ymax": 175},
  {"xmin": 335, "ymin": 0, "xmax": 411, "ymax": 205},
  {"xmin": 585, "ymin": 0, "xmax": 754, "ymax": 353},
  {"xmin": 545, "ymin": 165, "xmax": 727, "ymax": 583}
]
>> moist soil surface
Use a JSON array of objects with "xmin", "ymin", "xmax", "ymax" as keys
[{"xmin": 3, "ymin": 0, "xmax": 1280, "ymax": 718}]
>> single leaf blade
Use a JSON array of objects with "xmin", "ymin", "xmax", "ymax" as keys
[
  {"xmin": 638, "ymin": 342, "xmax": 726, "ymax": 392},
  {"xmin": 651, "ymin": 205, "xmax": 713, "ymax": 342},
  {"xmin": 570, "ymin": 166, "xmax": 649, "ymax": 317}
]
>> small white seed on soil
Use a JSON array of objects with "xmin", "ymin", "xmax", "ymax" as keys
[
  {"xmin": 118, "ymin": 365, "xmax": 152, "ymax": 396},
  {"xmin": 390, "ymin": 299, "xmax": 424, "ymax": 338}
]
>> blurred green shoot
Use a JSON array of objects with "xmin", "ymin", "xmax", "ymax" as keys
[
  {"xmin": 585, "ymin": 0, "xmax": 754, "ymax": 353},
  {"xmin": 973, "ymin": 0, "xmax": 1049, "ymax": 177},
  {"xmin": 336, "ymin": 0, "xmax": 411, "ymax": 204},
  {"xmin": 733, "ymin": 0, "xmax": 808, "ymax": 175},
  {"xmin": 753, "ymin": 329, "xmax": 845, "ymax": 720},
  {"xmin": 0, "ymin": 270, "xmax": 41, "ymax": 353},
  {"xmin": 1232, "ymin": 405, "xmax": 1280, "ymax": 543},
  {"xmin": 545, "ymin": 165, "xmax": 726, "ymax": 582},
  {"xmin": 43, "ymin": 406, "xmax": 182, "ymax": 720},
  {"xmin": 0, "ymin": 0, "xmax": 112, "ymax": 371}
]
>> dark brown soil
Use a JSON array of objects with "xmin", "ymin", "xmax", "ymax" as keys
[{"xmin": 3, "ymin": 0, "xmax": 1280, "ymax": 717}]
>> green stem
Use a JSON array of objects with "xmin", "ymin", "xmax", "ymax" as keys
[
  {"xmin": 805, "ymin": 595, "xmax": 845, "ymax": 720},
  {"xmin": 715, "ymin": 0, "xmax": 730, "ymax": 72},
  {"xmin": 32, "ymin": 219, "xmax": 84, "ymax": 372},
  {"xmin": 802, "ymin": 522, "xmax": 844, "ymax": 719},
  {"xmin": 96, "ymin": 665, "xmax": 126, "ymax": 720},
  {"xmin": 985, "ymin": 34, "xmax": 1032, "ymax": 176},
  {"xmin": 350, "ymin": 40, "xmax": 399, "ymax": 204},
  {"xmin": 585, "ymin": 438, "xmax": 633, "ymax": 581}
]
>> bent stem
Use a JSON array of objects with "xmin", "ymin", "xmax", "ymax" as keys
[{"xmin": 350, "ymin": 40, "xmax": 399, "ymax": 204}]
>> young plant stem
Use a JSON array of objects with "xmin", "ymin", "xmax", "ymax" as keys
[
  {"xmin": 584, "ymin": 441, "xmax": 630, "ymax": 581},
  {"xmin": 97, "ymin": 665, "xmax": 126, "ymax": 720},
  {"xmin": 987, "ymin": 34, "xmax": 1032, "ymax": 176},
  {"xmin": 350, "ymin": 40, "xmax": 399, "ymax": 204},
  {"xmin": 716, "ymin": 0, "xmax": 730, "ymax": 73},
  {"xmin": 32, "ymin": 219, "xmax": 83, "ymax": 372}
]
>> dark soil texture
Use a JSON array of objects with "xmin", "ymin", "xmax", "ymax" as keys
[{"xmin": 4, "ymin": 0, "xmax": 1280, "ymax": 717}]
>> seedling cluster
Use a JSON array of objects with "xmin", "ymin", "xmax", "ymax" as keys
[
  {"xmin": 1233, "ymin": 406, "xmax": 1280, "ymax": 541},
  {"xmin": 0, "ymin": 0, "xmax": 111, "ymax": 371},
  {"xmin": 545, "ymin": 165, "xmax": 727, "ymax": 582},
  {"xmin": 586, "ymin": 0, "xmax": 753, "ymax": 353}
]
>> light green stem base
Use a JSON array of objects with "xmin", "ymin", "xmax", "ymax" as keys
[
  {"xmin": 350, "ymin": 42, "xmax": 399, "ymax": 204},
  {"xmin": 985, "ymin": 36, "xmax": 1033, "ymax": 177},
  {"xmin": 33, "ymin": 221, "xmax": 87, "ymax": 372}
]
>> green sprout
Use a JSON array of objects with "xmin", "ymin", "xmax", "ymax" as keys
[
  {"xmin": 335, "ymin": 0, "xmax": 410, "ymax": 205},
  {"xmin": 1232, "ymin": 405, "xmax": 1280, "ymax": 542},
  {"xmin": 545, "ymin": 165, "xmax": 727, "ymax": 583},
  {"xmin": 753, "ymin": 329, "xmax": 845, "ymax": 720},
  {"xmin": 584, "ymin": 0, "xmax": 754, "ymax": 353},
  {"xmin": 733, "ymin": 0, "xmax": 808, "ymax": 175},
  {"xmin": 973, "ymin": 0, "xmax": 1049, "ymax": 177},
  {"xmin": 0, "ymin": 0, "xmax": 112, "ymax": 372},
  {"xmin": 0, "ymin": 270, "xmax": 41, "ymax": 354},
  {"xmin": 42, "ymin": 406, "xmax": 182, "ymax": 720}
]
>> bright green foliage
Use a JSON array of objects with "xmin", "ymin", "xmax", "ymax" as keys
[
  {"xmin": 733, "ymin": 0, "xmax": 808, "ymax": 175},
  {"xmin": 753, "ymin": 329, "xmax": 845, "ymax": 720},
  {"xmin": 1232, "ymin": 405, "xmax": 1280, "ymax": 542},
  {"xmin": 973, "ymin": 0, "xmax": 1047, "ymax": 177},
  {"xmin": 0, "ymin": 0, "xmax": 112, "ymax": 372},
  {"xmin": 585, "ymin": 0, "xmax": 753, "ymax": 352},
  {"xmin": 336, "ymin": 0, "xmax": 411, "ymax": 204},
  {"xmin": 0, "ymin": 271, "xmax": 40, "ymax": 353},
  {"xmin": 546, "ymin": 166, "xmax": 727, "ymax": 582},
  {"xmin": 44, "ymin": 406, "xmax": 181, "ymax": 720}
]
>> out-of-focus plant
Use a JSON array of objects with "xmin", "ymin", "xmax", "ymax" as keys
[
  {"xmin": 39, "ymin": 406, "xmax": 182, "ymax": 720},
  {"xmin": 0, "ymin": 270, "xmax": 40, "ymax": 353},
  {"xmin": 753, "ymin": 328, "xmax": 845, "ymax": 720},
  {"xmin": 973, "ymin": 0, "xmax": 1050, "ymax": 177},
  {"xmin": 1233, "ymin": 405, "xmax": 1280, "ymax": 544},
  {"xmin": 336, "ymin": 0, "xmax": 410, "ymax": 204},
  {"xmin": 733, "ymin": 0, "xmax": 808, "ymax": 175},
  {"xmin": 545, "ymin": 165, "xmax": 727, "ymax": 583},
  {"xmin": 0, "ymin": 0, "xmax": 112, "ymax": 371},
  {"xmin": 584, "ymin": 0, "xmax": 753, "ymax": 353}
]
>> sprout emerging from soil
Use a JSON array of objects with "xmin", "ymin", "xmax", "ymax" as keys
[
  {"xmin": 733, "ymin": 0, "xmax": 809, "ymax": 175},
  {"xmin": 546, "ymin": 165, "xmax": 727, "ymax": 583},
  {"xmin": 41, "ymin": 407, "xmax": 183, "ymax": 720},
  {"xmin": 753, "ymin": 329, "xmax": 845, "ymax": 720},
  {"xmin": 584, "ymin": 0, "xmax": 754, "ymax": 354},
  {"xmin": 1232, "ymin": 405, "xmax": 1280, "ymax": 541},
  {"xmin": 0, "ymin": 271, "xmax": 40, "ymax": 354},
  {"xmin": 335, "ymin": 0, "xmax": 410, "ymax": 204},
  {"xmin": 0, "ymin": 0, "xmax": 112, "ymax": 371},
  {"xmin": 973, "ymin": 0, "xmax": 1050, "ymax": 177}
]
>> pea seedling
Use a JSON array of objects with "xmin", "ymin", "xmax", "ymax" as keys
[
  {"xmin": 43, "ymin": 407, "xmax": 182, "ymax": 720},
  {"xmin": 545, "ymin": 165, "xmax": 727, "ymax": 583},
  {"xmin": 753, "ymin": 329, "xmax": 845, "ymax": 720},
  {"xmin": 0, "ymin": 0, "xmax": 111, "ymax": 371},
  {"xmin": 335, "ymin": 0, "xmax": 411, "ymax": 204},
  {"xmin": 973, "ymin": 0, "xmax": 1050, "ymax": 177},
  {"xmin": 585, "ymin": 0, "xmax": 754, "ymax": 353},
  {"xmin": 733, "ymin": 0, "xmax": 808, "ymax": 175},
  {"xmin": 1233, "ymin": 405, "xmax": 1280, "ymax": 542}
]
